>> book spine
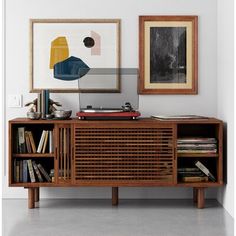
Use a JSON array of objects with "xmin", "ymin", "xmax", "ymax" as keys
[
  {"xmin": 14, "ymin": 159, "xmax": 17, "ymax": 182},
  {"xmin": 181, "ymin": 176, "xmax": 209, "ymax": 182},
  {"xmin": 195, "ymin": 161, "xmax": 216, "ymax": 182},
  {"xmin": 49, "ymin": 130, "xmax": 53, "ymax": 153},
  {"xmin": 37, "ymin": 164, "xmax": 51, "ymax": 182},
  {"xmin": 18, "ymin": 127, "xmax": 25, "ymax": 153},
  {"xmin": 19, "ymin": 160, "xmax": 23, "ymax": 182},
  {"xmin": 15, "ymin": 131, "xmax": 19, "ymax": 153},
  {"xmin": 27, "ymin": 159, "xmax": 36, "ymax": 183},
  {"xmin": 28, "ymin": 131, "xmax": 36, "ymax": 153},
  {"xmin": 45, "ymin": 89, "xmax": 49, "ymax": 115},
  {"xmin": 32, "ymin": 161, "xmax": 44, "ymax": 182},
  {"xmin": 42, "ymin": 130, "xmax": 49, "ymax": 154},
  {"xmin": 16, "ymin": 161, "xmax": 20, "ymax": 182},
  {"xmin": 23, "ymin": 160, "xmax": 28, "ymax": 182},
  {"xmin": 37, "ymin": 93, "xmax": 41, "ymax": 112},
  {"xmin": 37, "ymin": 130, "xmax": 46, "ymax": 153},
  {"xmin": 41, "ymin": 90, "xmax": 46, "ymax": 119},
  {"xmin": 25, "ymin": 132, "xmax": 32, "ymax": 153}
]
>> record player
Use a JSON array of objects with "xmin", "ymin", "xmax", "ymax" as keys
[
  {"xmin": 77, "ymin": 102, "xmax": 141, "ymax": 119},
  {"xmin": 76, "ymin": 71, "xmax": 141, "ymax": 120}
]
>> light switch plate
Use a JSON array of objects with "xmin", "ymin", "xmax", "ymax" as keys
[{"xmin": 8, "ymin": 94, "xmax": 22, "ymax": 108}]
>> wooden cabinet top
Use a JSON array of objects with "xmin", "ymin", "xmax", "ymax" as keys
[{"xmin": 9, "ymin": 117, "xmax": 223, "ymax": 124}]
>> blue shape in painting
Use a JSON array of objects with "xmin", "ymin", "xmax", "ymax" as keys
[{"xmin": 54, "ymin": 56, "xmax": 90, "ymax": 81}]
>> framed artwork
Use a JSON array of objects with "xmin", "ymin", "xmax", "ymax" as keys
[
  {"xmin": 139, "ymin": 16, "xmax": 198, "ymax": 94},
  {"xmin": 30, "ymin": 19, "xmax": 120, "ymax": 93}
]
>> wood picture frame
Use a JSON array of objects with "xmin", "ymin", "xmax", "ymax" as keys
[
  {"xmin": 30, "ymin": 19, "xmax": 121, "ymax": 93},
  {"xmin": 139, "ymin": 15, "xmax": 198, "ymax": 94}
]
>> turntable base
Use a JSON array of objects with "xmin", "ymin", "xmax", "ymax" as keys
[{"xmin": 76, "ymin": 111, "xmax": 141, "ymax": 120}]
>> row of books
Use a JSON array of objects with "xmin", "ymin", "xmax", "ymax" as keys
[
  {"xmin": 17, "ymin": 127, "xmax": 53, "ymax": 154},
  {"xmin": 177, "ymin": 137, "xmax": 217, "ymax": 154},
  {"xmin": 178, "ymin": 161, "xmax": 216, "ymax": 182},
  {"xmin": 14, "ymin": 159, "xmax": 51, "ymax": 183}
]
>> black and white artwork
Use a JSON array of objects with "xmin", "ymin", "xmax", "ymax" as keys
[{"xmin": 150, "ymin": 27, "xmax": 186, "ymax": 83}]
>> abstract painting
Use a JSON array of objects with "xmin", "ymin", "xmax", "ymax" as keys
[
  {"xmin": 139, "ymin": 16, "xmax": 198, "ymax": 94},
  {"xmin": 30, "ymin": 19, "xmax": 120, "ymax": 93}
]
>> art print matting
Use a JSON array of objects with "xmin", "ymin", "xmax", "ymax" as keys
[
  {"xmin": 139, "ymin": 16, "xmax": 198, "ymax": 94},
  {"xmin": 30, "ymin": 19, "xmax": 120, "ymax": 93}
]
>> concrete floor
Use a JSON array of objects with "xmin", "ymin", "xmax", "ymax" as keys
[{"xmin": 3, "ymin": 199, "xmax": 234, "ymax": 236}]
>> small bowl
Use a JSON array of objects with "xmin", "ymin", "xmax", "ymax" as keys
[
  {"xmin": 53, "ymin": 110, "xmax": 72, "ymax": 119},
  {"xmin": 27, "ymin": 112, "xmax": 42, "ymax": 120}
]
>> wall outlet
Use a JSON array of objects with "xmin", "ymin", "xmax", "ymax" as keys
[{"xmin": 8, "ymin": 94, "xmax": 22, "ymax": 108}]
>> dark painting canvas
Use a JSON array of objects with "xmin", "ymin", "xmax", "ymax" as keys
[{"xmin": 150, "ymin": 27, "xmax": 186, "ymax": 83}]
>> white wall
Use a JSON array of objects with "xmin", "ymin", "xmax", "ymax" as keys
[
  {"xmin": 217, "ymin": 0, "xmax": 234, "ymax": 218},
  {"xmin": 4, "ymin": 0, "xmax": 218, "ymax": 199}
]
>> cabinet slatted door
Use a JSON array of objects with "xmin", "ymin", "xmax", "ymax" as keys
[
  {"xmin": 74, "ymin": 124, "xmax": 174, "ymax": 185},
  {"xmin": 56, "ymin": 125, "xmax": 72, "ymax": 183}
]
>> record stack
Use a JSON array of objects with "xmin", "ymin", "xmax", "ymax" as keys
[
  {"xmin": 177, "ymin": 137, "xmax": 217, "ymax": 154},
  {"xmin": 177, "ymin": 167, "xmax": 208, "ymax": 182}
]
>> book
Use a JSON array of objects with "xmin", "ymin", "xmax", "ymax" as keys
[
  {"xmin": 23, "ymin": 160, "xmax": 28, "ymax": 182},
  {"xmin": 18, "ymin": 127, "xmax": 26, "ymax": 153},
  {"xmin": 42, "ymin": 130, "xmax": 49, "ymax": 154},
  {"xmin": 41, "ymin": 90, "xmax": 45, "ymax": 119},
  {"xmin": 37, "ymin": 93, "xmax": 41, "ymax": 112},
  {"xmin": 195, "ymin": 161, "xmax": 216, "ymax": 182},
  {"xmin": 16, "ymin": 160, "xmax": 20, "ymax": 182},
  {"xmin": 19, "ymin": 160, "xmax": 23, "ymax": 182},
  {"xmin": 49, "ymin": 130, "xmax": 53, "ymax": 153},
  {"xmin": 177, "ymin": 138, "xmax": 217, "ymax": 144},
  {"xmin": 25, "ymin": 132, "xmax": 32, "ymax": 153},
  {"xmin": 32, "ymin": 161, "xmax": 44, "ymax": 182},
  {"xmin": 178, "ymin": 167, "xmax": 202, "ymax": 172},
  {"xmin": 37, "ymin": 163, "xmax": 51, "ymax": 182},
  {"xmin": 28, "ymin": 131, "xmax": 36, "ymax": 153},
  {"xmin": 180, "ymin": 176, "xmax": 209, "ymax": 183},
  {"xmin": 45, "ymin": 90, "xmax": 50, "ymax": 115},
  {"xmin": 177, "ymin": 144, "xmax": 217, "ymax": 149},
  {"xmin": 37, "ymin": 130, "xmax": 46, "ymax": 153},
  {"xmin": 178, "ymin": 167, "xmax": 205, "ymax": 177},
  {"xmin": 177, "ymin": 149, "xmax": 217, "ymax": 153},
  {"xmin": 14, "ymin": 131, "xmax": 19, "ymax": 153},
  {"xmin": 27, "ymin": 159, "xmax": 36, "ymax": 182},
  {"xmin": 14, "ymin": 159, "xmax": 17, "ymax": 182}
]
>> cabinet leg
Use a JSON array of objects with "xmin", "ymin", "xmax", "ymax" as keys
[
  {"xmin": 197, "ymin": 188, "xmax": 205, "ymax": 209},
  {"xmin": 34, "ymin": 188, "xmax": 40, "ymax": 202},
  {"xmin": 28, "ymin": 188, "xmax": 35, "ymax": 209},
  {"xmin": 193, "ymin": 188, "xmax": 197, "ymax": 203},
  {"xmin": 112, "ymin": 187, "xmax": 119, "ymax": 206}
]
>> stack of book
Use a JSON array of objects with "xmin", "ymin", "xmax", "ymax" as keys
[
  {"xmin": 17, "ymin": 128, "xmax": 36, "ymax": 154},
  {"xmin": 177, "ymin": 137, "xmax": 217, "ymax": 154},
  {"xmin": 14, "ymin": 159, "xmax": 51, "ymax": 183},
  {"xmin": 16, "ymin": 127, "xmax": 53, "ymax": 154},
  {"xmin": 178, "ymin": 161, "xmax": 216, "ymax": 182},
  {"xmin": 37, "ymin": 130, "xmax": 53, "ymax": 153},
  {"xmin": 178, "ymin": 167, "xmax": 208, "ymax": 182}
]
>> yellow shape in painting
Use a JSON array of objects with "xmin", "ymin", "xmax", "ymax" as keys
[{"xmin": 50, "ymin": 37, "xmax": 69, "ymax": 69}]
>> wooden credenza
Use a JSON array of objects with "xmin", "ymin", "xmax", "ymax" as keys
[{"xmin": 9, "ymin": 118, "xmax": 223, "ymax": 209}]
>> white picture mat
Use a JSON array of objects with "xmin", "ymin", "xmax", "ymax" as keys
[{"xmin": 32, "ymin": 22, "xmax": 119, "ymax": 91}]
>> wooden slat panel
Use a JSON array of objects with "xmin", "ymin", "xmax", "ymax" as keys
[
  {"xmin": 58, "ymin": 127, "xmax": 71, "ymax": 183},
  {"xmin": 74, "ymin": 126, "xmax": 174, "ymax": 183}
]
